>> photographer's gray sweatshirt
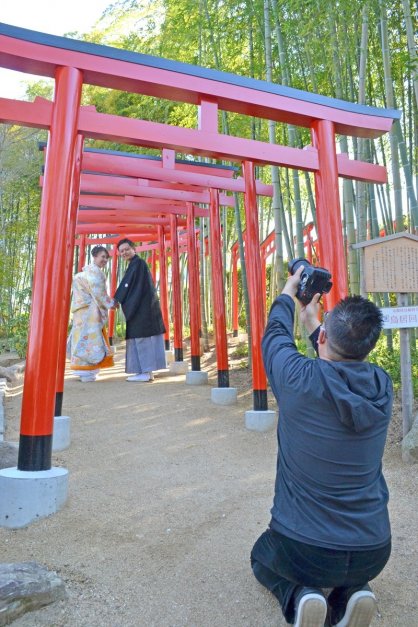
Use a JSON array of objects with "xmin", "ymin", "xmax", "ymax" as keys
[{"xmin": 262, "ymin": 294, "xmax": 393, "ymax": 550}]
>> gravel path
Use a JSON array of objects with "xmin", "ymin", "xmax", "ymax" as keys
[{"xmin": 1, "ymin": 344, "xmax": 417, "ymax": 626}]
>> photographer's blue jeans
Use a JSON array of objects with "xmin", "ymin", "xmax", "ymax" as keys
[{"xmin": 251, "ymin": 528, "xmax": 391, "ymax": 624}]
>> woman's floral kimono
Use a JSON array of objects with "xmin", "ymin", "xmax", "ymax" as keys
[{"xmin": 68, "ymin": 264, "xmax": 114, "ymax": 371}]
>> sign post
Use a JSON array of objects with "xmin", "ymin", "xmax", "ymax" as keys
[{"xmin": 353, "ymin": 233, "xmax": 418, "ymax": 438}]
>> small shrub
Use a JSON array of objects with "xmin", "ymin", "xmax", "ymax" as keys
[
  {"xmin": 369, "ymin": 334, "xmax": 418, "ymax": 395},
  {"xmin": 231, "ymin": 341, "xmax": 249, "ymax": 359}
]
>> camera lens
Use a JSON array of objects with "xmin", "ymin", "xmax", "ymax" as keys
[{"xmin": 288, "ymin": 258, "xmax": 310, "ymax": 275}]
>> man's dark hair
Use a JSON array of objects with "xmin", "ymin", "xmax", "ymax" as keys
[
  {"xmin": 91, "ymin": 245, "xmax": 109, "ymax": 258},
  {"xmin": 325, "ymin": 295, "xmax": 383, "ymax": 361},
  {"xmin": 117, "ymin": 238, "xmax": 136, "ymax": 250}
]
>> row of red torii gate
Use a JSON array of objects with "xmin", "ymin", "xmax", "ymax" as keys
[{"xmin": 0, "ymin": 22, "xmax": 400, "ymax": 474}]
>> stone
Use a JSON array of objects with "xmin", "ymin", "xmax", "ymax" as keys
[
  {"xmin": 0, "ymin": 353, "xmax": 20, "ymax": 367},
  {"xmin": 211, "ymin": 387, "xmax": 237, "ymax": 406},
  {"xmin": 0, "ymin": 363, "xmax": 25, "ymax": 383},
  {"xmin": 185, "ymin": 370, "xmax": 208, "ymax": 385},
  {"xmin": 401, "ymin": 415, "xmax": 418, "ymax": 464},
  {"xmin": 0, "ymin": 562, "xmax": 66, "ymax": 626},
  {"xmin": 245, "ymin": 410, "xmax": 277, "ymax": 432},
  {"xmin": 0, "ymin": 442, "xmax": 18, "ymax": 470}
]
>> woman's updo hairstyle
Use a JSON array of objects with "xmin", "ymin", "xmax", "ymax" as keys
[{"xmin": 91, "ymin": 245, "xmax": 109, "ymax": 258}]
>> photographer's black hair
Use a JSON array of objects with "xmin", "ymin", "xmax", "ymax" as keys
[
  {"xmin": 325, "ymin": 295, "xmax": 383, "ymax": 361},
  {"xmin": 91, "ymin": 245, "xmax": 109, "ymax": 258},
  {"xmin": 117, "ymin": 238, "xmax": 136, "ymax": 250}
]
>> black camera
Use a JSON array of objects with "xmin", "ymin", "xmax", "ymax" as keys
[{"xmin": 288, "ymin": 258, "xmax": 332, "ymax": 305}]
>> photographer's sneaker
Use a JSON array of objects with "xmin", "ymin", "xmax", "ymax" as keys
[
  {"xmin": 333, "ymin": 589, "xmax": 377, "ymax": 627},
  {"xmin": 293, "ymin": 588, "xmax": 327, "ymax": 627},
  {"xmin": 126, "ymin": 372, "xmax": 154, "ymax": 382}
]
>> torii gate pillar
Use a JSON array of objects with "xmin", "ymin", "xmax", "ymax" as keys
[
  {"xmin": 243, "ymin": 161, "xmax": 276, "ymax": 431},
  {"xmin": 108, "ymin": 244, "xmax": 118, "ymax": 344},
  {"xmin": 311, "ymin": 120, "xmax": 348, "ymax": 309},
  {"xmin": 158, "ymin": 226, "xmax": 171, "ymax": 356},
  {"xmin": 0, "ymin": 66, "xmax": 83, "ymax": 528},
  {"xmin": 168, "ymin": 215, "xmax": 188, "ymax": 375},
  {"xmin": 185, "ymin": 202, "xmax": 207, "ymax": 385},
  {"xmin": 209, "ymin": 190, "xmax": 237, "ymax": 404}
]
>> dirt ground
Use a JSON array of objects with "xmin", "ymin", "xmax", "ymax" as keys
[{"xmin": 1, "ymin": 338, "xmax": 417, "ymax": 627}]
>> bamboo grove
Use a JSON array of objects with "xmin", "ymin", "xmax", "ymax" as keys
[{"xmin": 0, "ymin": 0, "xmax": 417, "ymax": 389}]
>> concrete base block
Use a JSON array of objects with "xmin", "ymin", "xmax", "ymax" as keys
[
  {"xmin": 169, "ymin": 361, "xmax": 189, "ymax": 375},
  {"xmin": 186, "ymin": 370, "xmax": 208, "ymax": 385},
  {"xmin": 211, "ymin": 387, "xmax": 238, "ymax": 405},
  {"xmin": 165, "ymin": 350, "xmax": 174, "ymax": 364},
  {"xmin": 52, "ymin": 415, "xmax": 71, "ymax": 451},
  {"xmin": 0, "ymin": 467, "xmax": 68, "ymax": 529},
  {"xmin": 245, "ymin": 410, "xmax": 277, "ymax": 432}
]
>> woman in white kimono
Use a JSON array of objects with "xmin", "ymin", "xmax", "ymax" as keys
[{"xmin": 68, "ymin": 245, "xmax": 115, "ymax": 382}]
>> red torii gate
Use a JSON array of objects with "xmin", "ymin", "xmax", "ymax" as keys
[
  {"xmin": 231, "ymin": 225, "xmax": 319, "ymax": 335},
  {"xmin": 66, "ymin": 149, "xmax": 253, "ymax": 390},
  {"xmin": 0, "ymin": 23, "xmax": 399, "ymax": 481},
  {"xmin": 55, "ymin": 146, "xmax": 273, "ymax": 400}
]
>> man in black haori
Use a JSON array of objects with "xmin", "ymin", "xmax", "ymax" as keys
[{"xmin": 114, "ymin": 238, "xmax": 166, "ymax": 382}]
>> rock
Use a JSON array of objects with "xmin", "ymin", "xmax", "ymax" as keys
[
  {"xmin": 0, "ymin": 367, "xmax": 20, "ymax": 384},
  {"xmin": 401, "ymin": 415, "xmax": 418, "ymax": 463},
  {"xmin": 0, "ymin": 353, "xmax": 20, "ymax": 368},
  {"xmin": 0, "ymin": 443, "xmax": 18, "ymax": 470},
  {"xmin": 0, "ymin": 562, "xmax": 66, "ymax": 626}
]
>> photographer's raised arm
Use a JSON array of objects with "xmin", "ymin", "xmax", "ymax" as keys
[
  {"xmin": 262, "ymin": 266, "xmax": 305, "ymax": 387},
  {"xmin": 299, "ymin": 293, "xmax": 322, "ymax": 336},
  {"xmin": 262, "ymin": 267, "xmax": 323, "ymax": 387}
]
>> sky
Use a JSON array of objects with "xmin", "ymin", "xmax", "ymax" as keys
[{"xmin": 0, "ymin": 0, "xmax": 112, "ymax": 98}]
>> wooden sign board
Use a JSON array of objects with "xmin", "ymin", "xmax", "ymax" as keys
[{"xmin": 362, "ymin": 236, "xmax": 418, "ymax": 293}]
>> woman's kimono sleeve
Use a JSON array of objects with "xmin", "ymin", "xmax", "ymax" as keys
[{"xmin": 87, "ymin": 267, "xmax": 113, "ymax": 321}]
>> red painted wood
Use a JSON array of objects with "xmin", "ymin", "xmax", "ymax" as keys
[
  {"xmin": 108, "ymin": 244, "xmax": 118, "ymax": 339},
  {"xmin": 77, "ymin": 212, "xmax": 184, "ymax": 226},
  {"xmin": 186, "ymin": 202, "xmax": 201, "ymax": 367},
  {"xmin": 151, "ymin": 250, "xmax": 157, "ymax": 284},
  {"xmin": 0, "ymin": 95, "xmax": 51, "ymax": 128},
  {"xmin": 79, "ymin": 108, "xmax": 319, "ymax": 170},
  {"xmin": 75, "ymin": 224, "xmax": 161, "ymax": 235},
  {"xmin": 81, "ymin": 152, "xmax": 270, "ymax": 193},
  {"xmin": 77, "ymin": 234, "xmax": 86, "ymax": 271},
  {"xmin": 169, "ymin": 215, "xmax": 183, "ymax": 356},
  {"xmin": 79, "ymin": 195, "xmax": 193, "ymax": 210},
  {"xmin": 20, "ymin": 66, "xmax": 83, "ymax": 439},
  {"xmin": 75, "ymin": 172, "xmax": 235, "ymax": 206},
  {"xmin": 55, "ymin": 135, "xmax": 83, "ymax": 398},
  {"xmin": 3, "ymin": 96, "xmax": 388, "ymax": 183},
  {"xmin": 209, "ymin": 189, "xmax": 229, "ymax": 374},
  {"xmin": 198, "ymin": 99, "xmax": 218, "ymax": 133},
  {"xmin": 231, "ymin": 244, "xmax": 239, "ymax": 333},
  {"xmin": 243, "ymin": 161, "xmax": 267, "ymax": 397},
  {"xmin": 158, "ymin": 226, "xmax": 170, "ymax": 346},
  {"xmin": 0, "ymin": 33, "xmax": 394, "ymax": 137},
  {"xmin": 311, "ymin": 120, "xmax": 348, "ymax": 309}
]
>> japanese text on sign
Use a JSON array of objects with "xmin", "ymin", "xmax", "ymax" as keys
[
  {"xmin": 364, "ymin": 241, "xmax": 418, "ymax": 292},
  {"xmin": 380, "ymin": 306, "xmax": 418, "ymax": 329}
]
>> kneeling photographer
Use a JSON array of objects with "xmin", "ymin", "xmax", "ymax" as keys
[{"xmin": 251, "ymin": 263, "xmax": 393, "ymax": 627}]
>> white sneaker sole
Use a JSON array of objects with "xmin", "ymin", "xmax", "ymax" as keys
[
  {"xmin": 294, "ymin": 594, "xmax": 327, "ymax": 627},
  {"xmin": 335, "ymin": 591, "xmax": 377, "ymax": 627}
]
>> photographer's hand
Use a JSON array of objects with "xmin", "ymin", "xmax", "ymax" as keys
[
  {"xmin": 281, "ymin": 265, "xmax": 304, "ymax": 298},
  {"xmin": 299, "ymin": 293, "xmax": 322, "ymax": 334}
]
